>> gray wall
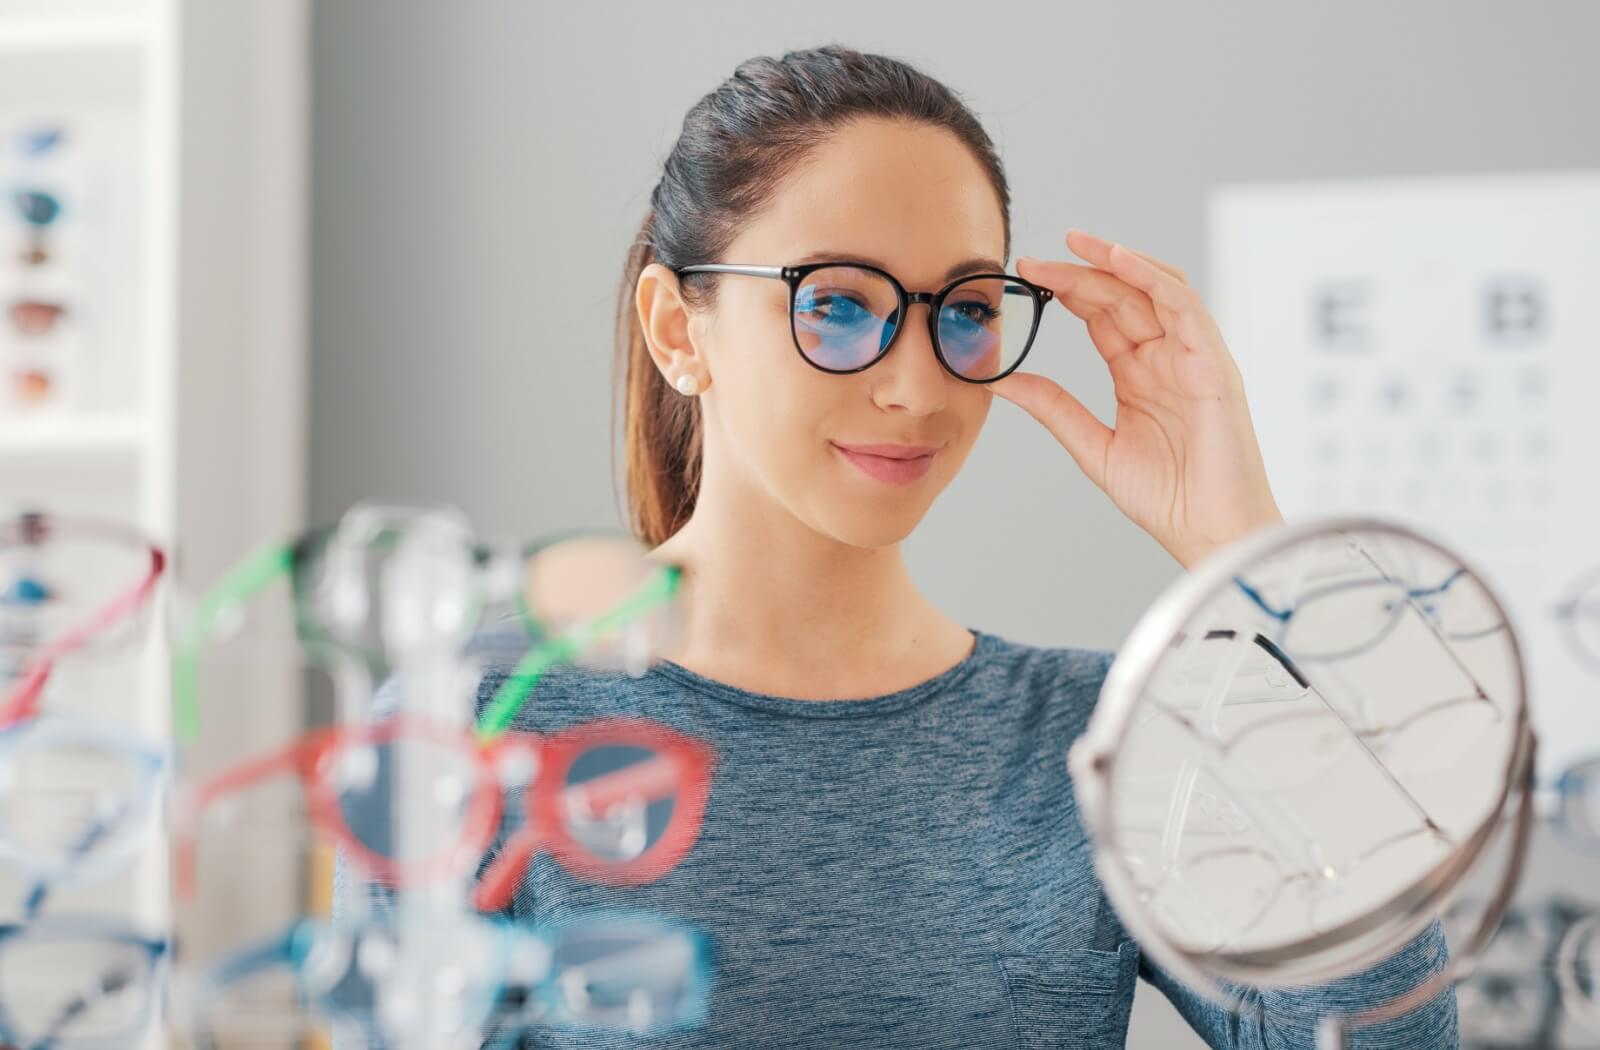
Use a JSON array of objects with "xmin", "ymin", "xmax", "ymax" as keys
[{"xmin": 308, "ymin": 3, "xmax": 1600, "ymax": 1045}]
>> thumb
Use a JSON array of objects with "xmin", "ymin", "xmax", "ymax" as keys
[{"xmin": 991, "ymin": 372, "xmax": 1113, "ymax": 491}]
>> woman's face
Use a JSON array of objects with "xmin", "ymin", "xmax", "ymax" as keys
[{"xmin": 675, "ymin": 117, "xmax": 1009, "ymax": 549}]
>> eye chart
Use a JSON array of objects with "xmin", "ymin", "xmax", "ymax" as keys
[{"xmin": 1207, "ymin": 172, "xmax": 1600, "ymax": 779}]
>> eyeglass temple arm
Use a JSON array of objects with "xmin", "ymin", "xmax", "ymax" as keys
[
  {"xmin": 1233, "ymin": 564, "xmax": 1475, "ymax": 831},
  {"xmin": 22, "ymin": 797, "xmax": 134, "ymax": 920},
  {"xmin": 0, "ymin": 546, "xmax": 167, "ymax": 729},
  {"xmin": 35, "ymin": 958, "xmax": 148, "ymax": 1048},
  {"xmin": 175, "ymin": 744, "xmax": 307, "ymax": 897},
  {"xmin": 473, "ymin": 751, "xmax": 684, "ymax": 914},
  {"xmin": 188, "ymin": 925, "xmax": 303, "ymax": 1050},
  {"xmin": 1231, "ymin": 576, "xmax": 1292, "ymax": 624},
  {"xmin": 172, "ymin": 541, "xmax": 296, "ymax": 744},
  {"xmin": 1148, "ymin": 649, "xmax": 1441, "ymax": 876},
  {"xmin": 207, "ymin": 925, "xmax": 301, "ymax": 990},
  {"xmin": 475, "ymin": 566, "xmax": 682, "ymax": 741},
  {"xmin": 1350, "ymin": 545, "xmax": 1498, "ymax": 706},
  {"xmin": 474, "ymin": 830, "xmax": 537, "ymax": 913},
  {"xmin": 674, "ymin": 264, "xmax": 785, "ymax": 279},
  {"xmin": 564, "ymin": 753, "xmax": 682, "ymax": 814}
]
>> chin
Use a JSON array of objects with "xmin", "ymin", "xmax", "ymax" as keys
[{"xmin": 813, "ymin": 504, "xmax": 929, "ymax": 549}]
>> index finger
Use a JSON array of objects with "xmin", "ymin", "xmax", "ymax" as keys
[
  {"xmin": 1015, "ymin": 257, "xmax": 1165, "ymax": 345},
  {"xmin": 1067, "ymin": 228, "xmax": 1192, "ymax": 285}
]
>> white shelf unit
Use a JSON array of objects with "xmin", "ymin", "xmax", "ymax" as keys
[{"xmin": 0, "ymin": 0, "xmax": 307, "ymax": 1044}]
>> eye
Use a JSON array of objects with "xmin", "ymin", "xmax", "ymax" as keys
[
  {"xmin": 796, "ymin": 290, "xmax": 876, "ymax": 329},
  {"xmin": 943, "ymin": 300, "xmax": 999, "ymax": 327}
]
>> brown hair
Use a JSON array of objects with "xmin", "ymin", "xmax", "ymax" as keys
[{"xmin": 614, "ymin": 44, "xmax": 1012, "ymax": 546}]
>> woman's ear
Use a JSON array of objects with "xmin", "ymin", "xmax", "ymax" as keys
[{"xmin": 636, "ymin": 262, "xmax": 710, "ymax": 394}]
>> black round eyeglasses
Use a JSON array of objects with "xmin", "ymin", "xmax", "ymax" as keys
[{"xmin": 672, "ymin": 261, "xmax": 1053, "ymax": 384}]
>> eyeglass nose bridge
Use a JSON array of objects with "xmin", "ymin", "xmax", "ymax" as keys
[{"xmin": 880, "ymin": 290, "xmax": 944, "ymax": 361}]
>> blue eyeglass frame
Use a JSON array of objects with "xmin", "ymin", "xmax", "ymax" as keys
[
  {"xmin": 1232, "ymin": 561, "xmax": 1506, "ymax": 664},
  {"xmin": 1550, "ymin": 754, "xmax": 1600, "ymax": 855},
  {"xmin": 192, "ymin": 909, "xmax": 713, "ymax": 1047},
  {"xmin": 672, "ymin": 261, "xmax": 1053, "ymax": 384},
  {"xmin": 0, "ymin": 716, "xmax": 170, "ymax": 916},
  {"xmin": 0, "ymin": 916, "xmax": 169, "ymax": 1050}
]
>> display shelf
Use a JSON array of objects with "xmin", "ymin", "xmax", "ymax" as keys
[
  {"xmin": 0, "ymin": 411, "xmax": 147, "ymax": 453},
  {"xmin": 1, "ymin": 1, "xmax": 307, "ymax": 1046},
  {"xmin": 0, "ymin": 8, "xmax": 149, "ymax": 53}
]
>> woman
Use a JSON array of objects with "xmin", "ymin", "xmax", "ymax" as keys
[{"xmin": 486, "ymin": 44, "xmax": 1455, "ymax": 1049}]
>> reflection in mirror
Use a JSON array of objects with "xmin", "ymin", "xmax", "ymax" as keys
[{"xmin": 1073, "ymin": 518, "xmax": 1536, "ymax": 1043}]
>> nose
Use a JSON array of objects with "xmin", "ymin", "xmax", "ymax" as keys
[{"xmin": 869, "ymin": 299, "xmax": 948, "ymax": 416}]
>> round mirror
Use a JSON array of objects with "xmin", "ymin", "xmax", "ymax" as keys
[{"xmin": 1069, "ymin": 516, "xmax": 1537, "ymax": 1036}]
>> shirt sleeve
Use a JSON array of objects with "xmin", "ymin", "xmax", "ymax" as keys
[{"xmin": 1137, "ymin": 921, "xmax": 1460, "ymax": 1049}]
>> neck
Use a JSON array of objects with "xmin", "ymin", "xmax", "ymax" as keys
[{"xmin": 647, "ymin": 466, "xmax": 967, "ymax": 699}]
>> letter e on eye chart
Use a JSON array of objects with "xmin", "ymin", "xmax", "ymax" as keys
[{"xmin": 1206, "ymin": 171, "xmax": 1600, "ymax": 780}]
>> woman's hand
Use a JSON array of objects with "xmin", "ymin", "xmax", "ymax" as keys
[{"xmin": 993, "ymin": 228, "xmax": 1284, "ymax": 570}]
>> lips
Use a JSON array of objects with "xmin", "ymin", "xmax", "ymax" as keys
[
  {"xmin": 831, "ymin": 442, "xmax": 940, "ymax": 485},
  {"xmin": 833, "ymin": 443, "xmax": 940, "ymax": 460}
]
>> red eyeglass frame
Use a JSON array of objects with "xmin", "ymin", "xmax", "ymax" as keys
[
  {"xmin": 0, "ymin": 513, "xmax": 167, "ymax": 728},
  {"xmin": 473, "ymin": 716, "xmax": 714, "ymax": 910},
  {"xmin": 175, "ymin": 714, "xmax": 714, "ymax": 907}
]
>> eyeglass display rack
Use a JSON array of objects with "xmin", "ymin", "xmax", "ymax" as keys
[{"xmin": 0, "ymin": 1, "xmax": 307, "ymax": 1047}]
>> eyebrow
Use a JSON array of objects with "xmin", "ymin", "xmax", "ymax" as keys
[{"xmin": 790, "ymin": 250, "xmax": 1008, "ymax": 284}]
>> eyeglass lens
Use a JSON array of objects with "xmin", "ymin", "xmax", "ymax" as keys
[
  {"xmin": 0, "ymin": 734, "xmax": 151, "ymax": 868},
  {"xmin": 332, "ymin": 735, "xmax": 478, "ymax": 863},
  {"xmin": 0, "ymin": 934, "xmax": 151, "ymax": 1041},
  {"xmin": 790, "ymin": 266, "xmax": 1037, "ymax": 381},
  {"xmin": 562, "ymin": 743, "xmax": 679, "ymax": 863}
]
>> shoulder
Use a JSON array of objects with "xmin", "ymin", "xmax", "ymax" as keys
[
  {"xmin": 960, "ymin": 629, "xmax": 1116, "ymax": 744},
  {"xmin": 463, "ymin": 626, "xmax": 1119, "ymax": 741},
  {"xmin": 464, "ymin": 626, "xmax": 675, "ymax": 731}
]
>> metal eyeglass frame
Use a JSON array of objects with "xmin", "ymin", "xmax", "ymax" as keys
[
  {"xmin": 1547, "ymin": 753, "xmax": 1600, "ymax": 854},
  {"xmin": 671, "ymin": 261, "xmax": 1053, "ymax": 384},
  {"xmin": 1552, "ymin": 566, "xmax": 1600, "ymax": 672},
  {"xmin": 1556, "ymin": 911, "xmax": 1600, "ymax": 1036},
  {"xmin": 1232, "ymin": 561, "xmax": 1508, "ymax": 665},
  {"xmin": 1158, "ymin": 624, "xmax": 1503, "ymax": 798},
  {"xmin": 1120, "ymin": 630, "xmax": 1462, "ymax": 954},
  {"xmin": 1446, "ymin": 894, "xmax": 1596, "ymax": 1043}
]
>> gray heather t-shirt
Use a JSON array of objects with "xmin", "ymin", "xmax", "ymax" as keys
[{"xmin": 466, "ymin": 627, "xmax": 1456, "ymax": 1049}]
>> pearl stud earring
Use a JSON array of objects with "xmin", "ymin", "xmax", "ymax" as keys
[{"xmin": 675, "ymin": 374, "xmax": 699, "ymax": 396}]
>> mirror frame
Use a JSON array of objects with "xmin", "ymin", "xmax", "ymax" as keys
[{"xmin": 1068, "ymin": 514, "xmax": 1538, "ymax": 1038}]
